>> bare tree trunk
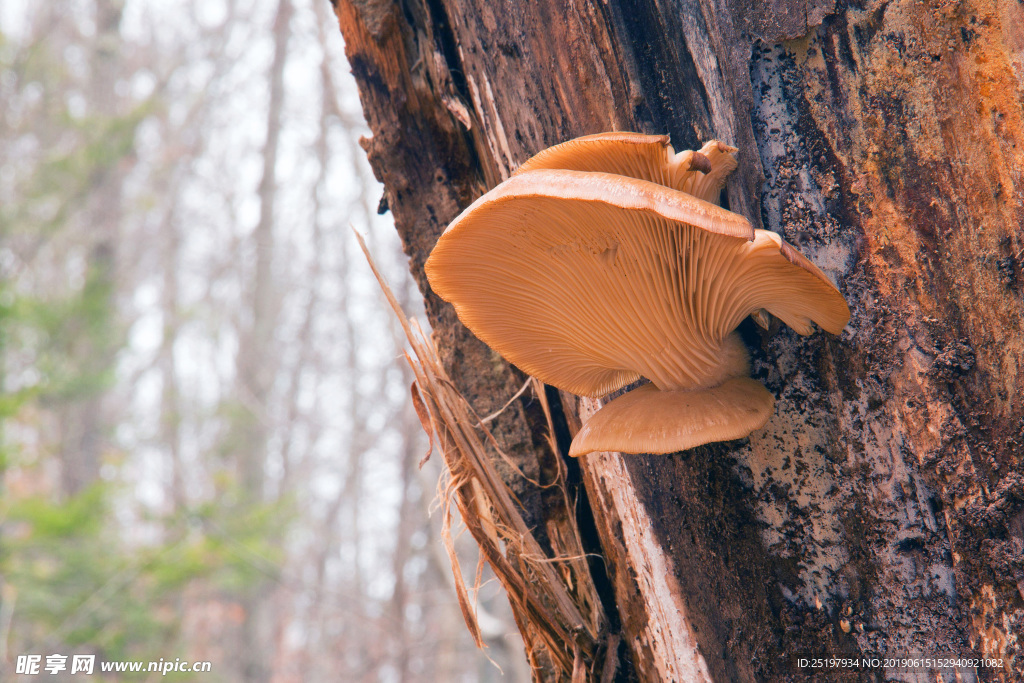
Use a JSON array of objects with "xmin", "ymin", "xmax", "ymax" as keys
[
  {"xmin": 387, "ymin": 396, "xmax": 417, "ymax": 681},
  {"xmin": 237, "ymin": 0, "xmax": 289, "ymax": 502},
  {"xmin": 334, "ymin": 0, "xmax": 1024, "ymax": 680},
  {"xmin": 227, "ymin": 1, "xmax": 292, "ymax": 680},
  {"xmin": 159, "ymin": 202, "xmax": 186, "ymax": 511},
  {"xmin": 58, "ymin": 0, "xmax": 126, "ymax": 497}
]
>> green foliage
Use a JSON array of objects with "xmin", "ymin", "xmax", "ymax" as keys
[
  {"xmin": 3, "ymin": 484, "xmax": 162, "ymax": 659},
  {"xmin": 0, "ymin": 257, "xmax": 118, "ymax": 403},
  {"xmin": 32, "ymin": 100, "xmax": 154, "ymax": 202},
  {"xmin": 0, "ymin": 26, "xmax": 159, "ymax": 240},
  {"xmin": 1, "ymin": 482, "xmax": 288, "ymax": 669},
  {"xmin": 0, "ymin": 280, "xmax": 286, "ymax": 675}
]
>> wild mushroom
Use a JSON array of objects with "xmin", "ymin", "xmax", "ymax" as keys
[
  {"xmin": 425, "ymin": 132, "xmax": 849, "ymax": 456},
  {"xmin": 513, "ymin": 131, "xmax": 740, "ymax": 204}
]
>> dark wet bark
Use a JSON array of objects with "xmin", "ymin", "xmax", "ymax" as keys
[{"xmin": 334, "ymin": 0, "xmax": 1024, "ymax": 679}]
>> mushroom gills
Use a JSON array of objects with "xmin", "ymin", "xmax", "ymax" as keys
[
  {"xmin": 568, "ymin": 378, "xmax": 775, "ymax": 457},
  {"xmin": 425, "ymin": 131, "xmax": 851, "ymax": 456}
]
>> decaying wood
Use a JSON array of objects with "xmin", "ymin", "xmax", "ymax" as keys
[
  {"xmin": 574, "ymin": 396, "xmax": 715, "ymax": 683},
  {"xmin": 334, "ymin": 0, "xmax": 1024, "ymax": 680}
]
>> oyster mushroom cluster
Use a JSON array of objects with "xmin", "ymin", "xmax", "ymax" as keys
[{"xmin": 425, "ymin": 132, "xmax": 850, "ymax": 456}]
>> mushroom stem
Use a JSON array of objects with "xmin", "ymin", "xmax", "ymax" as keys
[{"xmin": 646, "ymin": 330, "xmax": 751, "ymax": 392}]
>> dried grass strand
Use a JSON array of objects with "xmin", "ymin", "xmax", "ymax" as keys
[{"xmin": 355, "ymin": 230, "xmax": 604, "ymax": 678}]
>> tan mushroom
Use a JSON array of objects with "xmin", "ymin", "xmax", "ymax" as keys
[
  {"xmin": 425, "ymin": 132, "xmax": 849, "ymax": 456},
  {"xmin": 513, "ymin": 131, "xmax": 740, "ymax": 204}
]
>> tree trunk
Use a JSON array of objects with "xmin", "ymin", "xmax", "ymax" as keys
[
  {"xmin": 57, "ymin": 0, "xmax": 126, "ymax": 497},
  {"xmin": 229, "ymin": 1, "xmax": 292, "ymax": 680},
  {"xmin": 333, "ymin": 0, "xmax": 1024, "ymax": 680}
]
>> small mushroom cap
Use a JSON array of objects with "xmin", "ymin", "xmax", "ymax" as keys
[
  {"xmin": 426, "ymin": 168, "xmax": 849, "ymax": 397},
  {"xmin": 568, "ymin": 378, "xmax": 775, "ymax": 456},
  {"xmin": 513, "ymin": 132, "xmax": 739, "ymax": 205}
]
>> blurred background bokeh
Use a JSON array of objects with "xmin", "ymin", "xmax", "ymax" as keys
[{"xmin": 0, "ymin": 1, "xmax": 525, "ymax": 680}]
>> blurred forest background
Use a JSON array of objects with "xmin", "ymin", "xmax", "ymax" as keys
[{"xmin": 0, "ymin": 0, "xmax": 525, "ymax": 680}]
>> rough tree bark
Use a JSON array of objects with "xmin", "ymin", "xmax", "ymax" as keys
[{"xmin": 333, "ymin": 0, "xmax": 1024, "ymax": 680}]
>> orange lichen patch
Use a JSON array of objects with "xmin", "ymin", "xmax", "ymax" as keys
[
  {"xmin": 791, "ymin": 0, "xmax": 1024, "ymax": 419},
  {"xmin": 970, "ymin": 585, "xmax": 1019, "ymax": 674},
  {"xmin": 780, "ymin": 5, "xmax": 1023, "ymax": 669}
]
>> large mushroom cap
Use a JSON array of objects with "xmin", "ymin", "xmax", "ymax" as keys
[{"xmin": 425, "ymin": 168, "xmax": 849, "ymax": 397}]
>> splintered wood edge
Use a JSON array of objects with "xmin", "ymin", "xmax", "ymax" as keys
[{"xmin": 574, "ymin": 396, "xmax": 715, "ymax": 683}]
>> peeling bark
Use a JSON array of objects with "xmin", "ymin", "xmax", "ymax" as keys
[
  {"xmin": 334, "ymin": 0, "xmax": 1024, "ymax": 679},
  {"xmin": 574, "ymin": 396, "xmax": 715, "ymax": 683}
]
